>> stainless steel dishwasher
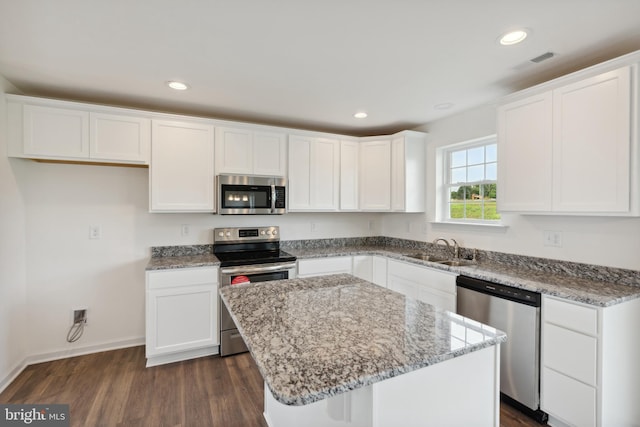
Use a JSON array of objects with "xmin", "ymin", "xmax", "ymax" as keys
[{"xmin": 456, "ymin": 275, "xmax": 548, "ymax": 423}]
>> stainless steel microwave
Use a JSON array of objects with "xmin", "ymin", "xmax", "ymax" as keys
[{"xmin": 217, "ymin": 175, "xmax": 287, "ymax": 215}]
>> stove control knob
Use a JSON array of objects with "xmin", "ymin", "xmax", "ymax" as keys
[
  {"xmin": 272, "ymin": 229, "xmax": 278, "ymax": 235},
  {"xmin": 218, "ymin": 231, "xmax": 224, "ymax": 237},
  {"xmin": 266, "ymin": 230, "xmax": 272, "ymax": 235},
  {"xmin": 225, "ymin": 231, "xmax": 231, "ymax": 237},
  {"xmin": 260, "ymin": 230, "xmax": 266, "ymax": 235}
]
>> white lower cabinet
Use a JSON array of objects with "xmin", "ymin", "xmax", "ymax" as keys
[
  {"xmin": 541, "ymin": 295, "xmax": 640, "ymax": 427},
  {"xmin": 351, "ymin": 255, "xmax": 387, "ymax": 288},
  {"xmin": 297, "ymin": 256, "xmax": 352, "ymax": 278},
  {"xmin": 387, "ymin": 259, "xmax": 456, "ymax": 311},
  {"xmin": 352, "ymin": 255, "xmax": 373, "ymax": 281},
  {"xmin": 145, "ymin": 267, "xmax": 219, "ymax": 367}
]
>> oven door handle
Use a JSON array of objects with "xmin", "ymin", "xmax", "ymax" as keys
[{"xmin": 220, "ymin": 261, "xmax": 297, "ymax": 276}]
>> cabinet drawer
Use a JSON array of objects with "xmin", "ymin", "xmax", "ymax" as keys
[
  {"xmin": 544, "ymin": 296, "xmax": 598, "ymax": 335},
  {"xmin": 543, "ymin": 323, "xmax": 597, "ymax": 385},
  {"xmin": 297, "ymin": 257, "xmax": 352, "ymax": 277},
  {"xmin": 542, "ymin": 367, "xmax": 596, "ymax": 427},
  {"xmin": 147, "ymin": 267, "xmax": 219, "ymax": 290}
]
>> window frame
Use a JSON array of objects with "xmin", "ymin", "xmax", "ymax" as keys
[{"xmin": 439, "ymin": 135, "xmax": 501, "ymax": 225}]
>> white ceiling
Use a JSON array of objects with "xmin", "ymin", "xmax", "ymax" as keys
[{"xmin": 1, "ymin": 0, "xmax": 640, "ymax": 136}]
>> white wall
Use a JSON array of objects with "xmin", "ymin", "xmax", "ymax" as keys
[
  {"xmin": 11, "ymin": 158, "xmax": 380, "ymax": 359},
  {"xmin": 382, "ymin": 104, "xmax": 640, "ymax": 271},
  {"xmin": 0, "ymin": 77, "xmax": 28, "ymax": 390}
]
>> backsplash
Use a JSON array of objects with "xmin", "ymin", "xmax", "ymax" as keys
[{"xmin": 150, "ymin": 236, "xmax": 640, "ymax": 288}]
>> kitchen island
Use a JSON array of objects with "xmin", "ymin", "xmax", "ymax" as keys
[{"xmin": 220, "ymin": 273, "xmax": 506, "ymax": 427}]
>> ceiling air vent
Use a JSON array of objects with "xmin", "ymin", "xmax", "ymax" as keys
[{"xmin": 530, "ymin": 52, "xmax": 555, "ymax": 63}]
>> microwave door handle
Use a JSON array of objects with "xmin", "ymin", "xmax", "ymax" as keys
[{"xmin": 271, "ymin": 184, "xmax": 276, "ymax": 213}]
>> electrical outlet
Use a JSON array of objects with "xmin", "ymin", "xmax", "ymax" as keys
[
  {"xmin": 405, "ymin": 221, "xmax": 411, "ymax": 233},
  {"xmin": 543, "ymin": 230, "xmax": 563, "ymax": 247},
  {"xmin": 368, "ymin": 220, "xmax": 374, "ymax": 231},
  {"xmin": 89, "ymin": 225, "xmax": 101, "ymax": 240},
  {"xmin": 181, "ymin": 224, "xmax": 190, "ymax": 236},
  {"xmin": 311, "ymin": 222, "xmax": 317, "ymax": 232},
  {"xmin": 73, "ymin": 309, "xmax": 87, "ymax": 325}
]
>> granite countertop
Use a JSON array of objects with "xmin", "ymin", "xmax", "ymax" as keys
[
  {"xmin": 146, "ymin": 244, "xmax": 220, "ymax": 270},
  {"xmin": 219, "ymin": 273, "xmax": 506, "ymax": 406},
  {"xmin": 286, "ymin": 245, "xmax": 640, "ymax": 307},
  {"xmin": 145, "ymin": 239, "xmax": 640, "ymax": 307}
]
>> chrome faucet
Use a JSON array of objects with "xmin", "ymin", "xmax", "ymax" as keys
[
  {"xmin": 451, "ymin": 239, "xmax": 460, "ymax": 259},
  {"xmin": 433, "ymin": 237, "xmax": 460, "ymax": 258}
]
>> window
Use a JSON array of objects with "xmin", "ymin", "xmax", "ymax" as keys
[{"xmin": 442, "ymin": 136, "xmax": 500, "ymax": 223}]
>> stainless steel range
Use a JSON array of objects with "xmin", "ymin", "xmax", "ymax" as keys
[{"xmin": 214, "ymin": 226, "xmax": 296, "ymax": 356}]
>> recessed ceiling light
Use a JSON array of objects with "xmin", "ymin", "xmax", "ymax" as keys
[
  {"xmin": 167, "ymin": 81, "xmax": 190, "ymax": 90},
  {"xmin": 354, "ymin": 112, "xmax": 368, "ymax": 119},
  {"xmin": 499, "ymin": 29, "xmax": 528, "ymax": 46}
]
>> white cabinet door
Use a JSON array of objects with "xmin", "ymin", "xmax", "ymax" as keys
[
  {"xmin": 23, "ymin": 104, "xmax": 89, "ymax": 159},
  {"xmin": 146, "ymin": 283, "xmax": 218, "ymax": 357},
  {"xmin": 340, "ymin": 140, "xmax": 359, "ymax": 210},
  {"xmin": 542, "ymin": 367, "xmax": 596, "ymax": 427},
  {"xmin": 297, "ymin": 256, "xmax": 352, "ymax": 278},
  {"xmin": 387, "ymin": 259, "xmax": 456, "ymax": 309},
  {"xmin": 288, "ymin": 135, "xmax": 339, "ymax": 211},
  {"xmin": 215, "ymin": 127, "xmax": 287, "ymax": 176},
  {"xmin": 360, "ymin": 139, "xmax": 391, "ymax": 211},
  {"xmin": 552, "ymin": 66, "xmax": 631, "ymax": 213},
  {"xmin": 89, "ymin": 112, "xmax": 150, "ymax": 163},
  {"xmin": 497, "ymin": 92, "xmax": 553, "ymax": 212},
  {"xmin": 372, "ymin": 256, "xmax": 388, "ymax": 287},
  {"xmin": 391, "ymin": 132, "xmax": 426, "ymax": 212},
  {"xmin": 146, "ymin": 267, "xmax": 219, "ymax": 364},
  {"xmin": 253, "ymin": 131, "xmax": 287, "ymax": 176},
  {"xmin": 352, "ymin": 255, "xmax": 372, "ymax": 281},
  {"xmin": 215, "ymin": 127, "xmax": 253, "ymax": 174},
  {"xmin": 150, "ymin": 119, "xmax": 215, "ymax": 212}
]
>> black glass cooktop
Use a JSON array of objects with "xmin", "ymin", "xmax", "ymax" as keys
[{"xmin": 214, "ymin": 250, "xmax": 296, "ymax": 267}]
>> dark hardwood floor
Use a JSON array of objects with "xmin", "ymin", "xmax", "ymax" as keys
[{"xmin": 0, "ymin": 346, "xmax": 546, "ymax": 427}]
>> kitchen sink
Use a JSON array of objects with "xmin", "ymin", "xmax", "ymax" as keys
[
  {"xmin": 405, "ymin": 253, "xmax": 448, "ymax": 262},
  {"xmin": 437, "ymin": 260, "xmax": 475, "ymax": 267},
  {"xmin": 405, "ymin": 253, "xmax": 475, "ymax": 267}
]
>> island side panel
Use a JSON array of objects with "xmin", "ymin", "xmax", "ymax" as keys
[
  {"xmin": 262, "ymin": 344, "xmax": 500, "ymax": 427},
  {"xmin": 371, "ymin": 345, "xmax": 500, "ymax": 427}
]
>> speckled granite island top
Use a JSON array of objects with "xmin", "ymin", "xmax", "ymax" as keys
[{"xmin": 219, "ymin": 273, "xmax": 506, "ymax": 406}]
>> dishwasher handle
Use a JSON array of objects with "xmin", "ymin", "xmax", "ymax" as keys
[{"xmin": 456, "ymin": 275, "xmax": 541, "ymax": 307}]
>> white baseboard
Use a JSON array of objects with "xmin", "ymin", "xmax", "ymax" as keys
[
  {"xmin": 24, "ymin": 337, "xmax": 145, "ymax": 366},
  {"xmin": 0, "ymin": 359, "xmax": 28, "ymax": 395},
  {"xmin": 0, "ymin": 337, "xmax": 144, "ymax": 394}
]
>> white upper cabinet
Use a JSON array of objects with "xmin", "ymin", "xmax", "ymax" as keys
[
  {"xmin": 340, "ymin": 140, "xmax": 360, "ymax": 211},
  {"xmin": 359, "ymin": 139, "xmax": 392, "ymax": 211},
  {"xmin": 498, "ymin": 62, "xmax": 638, "ymax": 216},
  {"xmin": 391, "ymin": 131, "xmax": 426, "ymax": 212},
  {"xmin": 89, "ymin": 112, "xmax": 150, "ymax": 163},
  {"xmin": 23, "ymin": 104, "xmax": 90, "ymax": 159},
  {"xmin": 149, "ymin": 119, "xmax": 215, "ymax": 212},
  {"xmin": 288, "ymin": 135, "xmax": 340, "ymax": 211},
  {"xmin": 8, "ymin": 95, "xmax": 151, "ymax": 164},
  {"xmin": 215, "ymin": 126, "xmax": 286, "ymax": 176},
  {"xmin": 359, "ymin": 131, "xmax": 426, "ymax": 212},
  {"xmin": 552, "ymin": 67, "xmax": 631, "ymax": 213},
  {"xmin": 497, "ymin": 92, "xmax": 553, "ymax": 212}
]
